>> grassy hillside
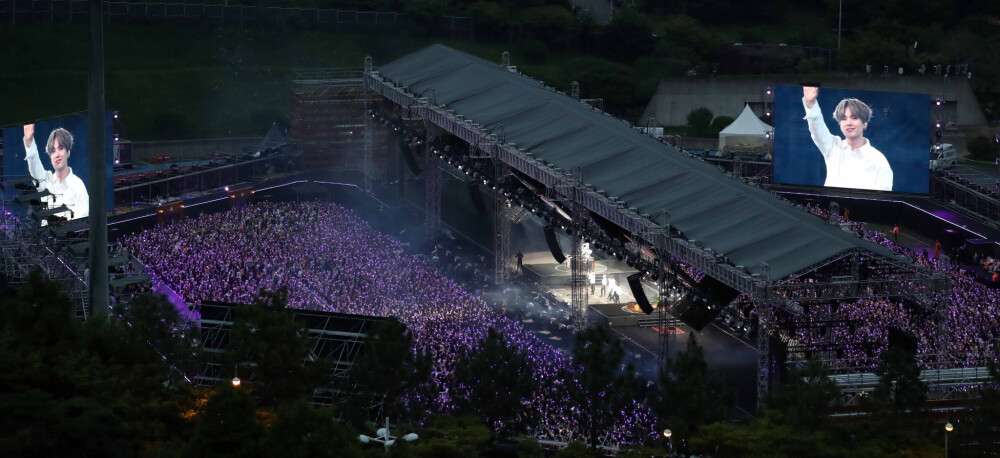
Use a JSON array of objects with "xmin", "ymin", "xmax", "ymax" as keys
[{"xmin": 0, "ymin": 23, "xmax": 649, "ymax": 140}]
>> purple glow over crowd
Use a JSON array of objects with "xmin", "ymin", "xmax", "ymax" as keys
[
  {"xmin": 782, "ymin": 204, "xmax": 998, "ymax": 370},
  {"xmin": 120, "ymin": 201, "xmax": 656, "ymax": 444}
]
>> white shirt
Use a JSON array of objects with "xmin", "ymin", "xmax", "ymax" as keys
[
  {"xmin": 803, "ymin": 98, "xmax": 893, "ymax": 191},
  {"xmin": 25, "ymin": 140, "xmax": 90, "ymax": 223}
]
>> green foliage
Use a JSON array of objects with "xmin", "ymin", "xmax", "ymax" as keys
[
  {"xmin": 766, "ymin": 359, "xmax": 842, "ymax": 429},
  {"xmin": 229, "ymin": 288, "xmax": 330, "ymax": 408},
  {"xmin": 601, "ymin": 9, "xmax": 655, "ymax": 63},
  {"xmin": 181, "ymin": 386, "xmax": 265, "ymax": 458},
  {"xmin": 967, "ymin": 135, "xmax": 999, "ymax": 161},
  {"xmin": 462, "ymin": 2, "xmax": 509, "ymax": 37},
  {"xmin": 554, "ymin": 441, "xmax": 591, "ymax": 458},
  {"xmin": 872, "ymin": 348, "xmax": 928, "ymax": 416},
  {"xmin": 261, "ymin": 399, "xmax": 362, "ymax": 458},
  {"xmin": 402, "ymin": 0, "xmax": 451, "ymax": 27},
  {"xmin": 686, "ymin": 107, "xmax": 715, "ymax": 137},
  {"xmin": 564, "ymin": 57, "xmax": 642, "ymax": 116},
  {"xmin": 711, "ymin": 115, "xmax": 735, "ymax": 136},
  {"xmin": 113, "ymin": 293, "xmax": 201, "ymax": 387},
  {"xmin": 347, "ymin": 317, "xmax": 431, "ymax": 424},
  {"xmin": 516, "ymin": 437, "xmax": 546, "ymax": 457},
  {"xmin": 658, "ymin": 15, "xmax": 721, "ymax": 62},
  {"xmin": 519, "ymin": 5, "xmax": 575, "ymax": 49},
  {"xmin": 0, "ymin": 271, "xmax": 195, "ymax": 458},
  {"xmin": 569, "ymin": 325, "xmax": 644, "ymax": 452},
  {"xmin": 653, "ymin": 333, "xmax": 733, "ymax": 453},
  {"xmin": 406, "ymin": 414, "xmax": 492, "ymax": 458},
  {"xmin": 691, "ymin": 415, "xmax": 846, "ymax": 458},
  {"xmin": 454, "ymin": 328, "xmax": 537, "ymax": 437},
  {"xmin": 796, "ymin": 57, "xmax": 825, "ymax": 73},
  {"xmin": 839, "ymin": 34, "xmax": 904, "ymax": 75}
]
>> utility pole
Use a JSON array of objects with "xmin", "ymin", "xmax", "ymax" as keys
[{"xmin": 88, "ymin": 0, "xmax": 109, "ymax": 317}]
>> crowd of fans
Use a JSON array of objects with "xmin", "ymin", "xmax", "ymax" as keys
[
  {"xmin": 119, "ymin": 201, "xmax": 656, "ymax": 444},
  {"xmin": 779, "ymin": 203, "xmax": 999, "ymax": 370}
]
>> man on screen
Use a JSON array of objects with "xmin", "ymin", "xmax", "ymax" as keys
[
  {"xmin": 23, "ymin": 124, "xmax": 89, "ymax": 223},
  {"xmin": 802, "ymin": 86, "xmax": 893, "ymax": 191}
]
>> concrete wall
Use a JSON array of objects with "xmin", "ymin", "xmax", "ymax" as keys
[{"xmin": 642, "ymin": 76, "xmax": 986, "ymax": 127}]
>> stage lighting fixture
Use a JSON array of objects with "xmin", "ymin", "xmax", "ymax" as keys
[
  {"xmin": 935, "ymin": 99, "xmax": 943, "ymax": 106},
  {"xmin": 765, "ymin": 87, "xmax": 772, "ymax": 96},
  {"xmin": 113, "ymin": 110, "xmax": 119, "ymax": 119}
]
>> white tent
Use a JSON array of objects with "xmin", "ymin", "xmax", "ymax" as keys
[{"xmin": 718, "ymin": 104, "xmax": 772, "ymax": 152}]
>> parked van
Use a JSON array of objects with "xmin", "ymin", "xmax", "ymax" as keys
[{"xmin": 930, "ymin": 143, "xmax": 957, "ymax": 170}]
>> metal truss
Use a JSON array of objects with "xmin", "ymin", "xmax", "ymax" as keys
[
  {"xmin": 494, "ymin": 162, "xmax": 513, "ymax": 284},
  {"xmin": 826, "ymin": 360, "xmax": 995, "ymax": 406},
  {"xmin": 362, "ymin": 57, "xmax": 375, "ymax": 193},
  {"xmin": 755, "ymin": 263, "xmax": 773, "ymax": 412},
  {"xmin": 930, "ymin": 171, "xmax": 1000, "ymax": 228},
  {"xmin": 570, "ymin": 200, "xmax": 589, "ymax": 331},
  {"xmin": 195, "ymin": 301, "xmax": 385, "ymax": 415},
  {"xmin": 362, "ymin": 66, "xmax": 954, "ymax": 406},
  {"xmin": 368, "ymin": 68, "xmax": 935, "ymax": 303},
  {"xmin": 424, "ymin": 143, "xmax": 441, "ymax": 241},
  {"xmin": 1, "ymin": 196, "xmax": 157, "ymax": 319},
  {"xmin": 774, "ymin": 248, "xmax": 949, "ymax": 308}
]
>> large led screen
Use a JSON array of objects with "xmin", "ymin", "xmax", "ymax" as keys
[
  {"xmin": 773, "ymin": 85, "xmax": 929, "ymax": 194},
  {"xmin": 3, "ymin": 112, "xmax": 114, "ymax": 224}
]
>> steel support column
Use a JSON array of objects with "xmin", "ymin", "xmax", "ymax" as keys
[
  {"xmin": 756, "ymin": 262, "xmax": 772, "ymax": 413},
  {"xmin": 362, "ymin": 56, "xmax": 375, "ymax": 193},
  {"xmin": 494, "ymin": 163, "xmax": 512, "ymax": 284},
  {"xmin": 658, "ymin": 279, "xmax": 670, "ymax": 372},
  {"xmin": 424, "ymin": 148, "xmax": 441, "ymax": 240},
  {"xmin": 570, "ymin": 202, "xmax": 589, "ymax": 331}
]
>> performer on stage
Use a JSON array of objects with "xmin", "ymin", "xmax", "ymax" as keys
[
  {"xmin": 22, "ymin": 124, "xmax": 89, "ymax": 224},
  {"xmin": 802, "ymin": 87, "xmax": 893, "ymax": 191}
]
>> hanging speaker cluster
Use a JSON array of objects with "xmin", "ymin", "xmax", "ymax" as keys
[
  {"xmin": 627, "ymin": 273, "xmax": 654, "ymax": 314},
  {"xmin": 543, "ymin": 225, "xmax": 566, "ymax": 264}
]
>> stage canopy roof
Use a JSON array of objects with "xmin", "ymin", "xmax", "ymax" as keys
[{"xmin": 377, "ymin": 44, "xmax": 905, "ymax": 281}]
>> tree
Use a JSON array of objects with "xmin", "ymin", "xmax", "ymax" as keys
[
  {"xmin": 872, "ymin": 347, "xmax": 927, "ymax": 416},
  {"xmin": 260, "ymin": 399, "xmax": 362, "ymax": 458},
  {"xmin": 840, "ymin": 34, "xmax": 904, "ymax": 75},
  {"xmin": 686, "ymin": 107, "xmax": 715, "ymax": 138},
  {"xmin": 228, "ymin": 288, "xmax": 329, "ymax": 408},
  {"xmin": 407, "ymin": 414, "xmax": 492, "ymax": 458},
  {"xmin": 766, "ymin": 358, "xmax": 842, "ymax": 429},
  {"xmin": 601, "ymin": 9, "xmax": 655, "ymax": 63},
  {"xmin": 967, "ymin": 135, "xmax": 999, "ymax": 161},
  {"xmin": 112, "ymin": 292, "xmax": 200, "ymax": 388},
  {"xmin": 568, "ymin": 325, "xmax": 644, "ymax": 452},
  {"xmin": 453, "ymin": 328, "xmax": 537, "ymax": 438},
  {"xmin": 181, "ymin": 385, "xmax": 264, "ymax": 458},
  {"xmin": 519, "ymin": 5, "xmax": 575, "ymax": 50},
  {"xmin": 347, "ymin": 317, "xmax": 431, "ymax": 424},
  {"xmin": 711, "ymin": 115, "xmax": 735, "ymax": 136},
  {"xmin": 0, "ymin": 272, "xmax": 195, "ymax": 457},
  {"xmin": 653, "ymin": 333, "xmax": 733, "ymax": 453}
]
